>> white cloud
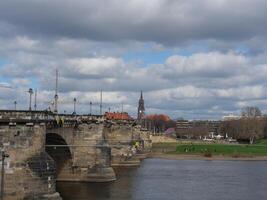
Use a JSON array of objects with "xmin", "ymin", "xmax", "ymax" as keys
[
  {"xmin": 1, "ymin": 1, "xmax": 267, "ymax": 119},
  {"xmin": 66, "ymin": 57, "xmax": 124, "ymax": 78}
]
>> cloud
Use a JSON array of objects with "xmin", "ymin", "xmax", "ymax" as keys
[
  {"xmin": 158, "ymin": 52, "xmax": 247, "ymax": 79},
  {"xmin": 1, "ymin": 42, "xmax": 267, "ymax": 119},
  {"xmin": 1, "ymin": 1, "xmax": 267, "ymax": 119},
  {"xmin": 1, "ymin": 0, "xmax": 267, "ymax": 46}
]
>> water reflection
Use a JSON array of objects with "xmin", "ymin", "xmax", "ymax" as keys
[
  {"xmin": 57, "ymin": 159, "xmax": 267, "ymax": 200},
  {"xmin": 57, "ymin": 168, "xmax": 137, "ymax": 200}
]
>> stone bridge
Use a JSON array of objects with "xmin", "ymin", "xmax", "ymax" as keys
[{"xmin": 0, "ymin": 110, "xmax": 152, "ymax": 200}]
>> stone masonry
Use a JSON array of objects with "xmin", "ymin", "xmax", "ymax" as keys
[
  {"xmin": 0, "ymin": 124, "xmax": 61, "ymax": 200},
  {"xmin": 0, "ymin": 111, "xmax": 152, "ymax": 199}
]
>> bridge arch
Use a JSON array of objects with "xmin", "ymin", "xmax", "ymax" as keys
[{"xmin": 45, "ymin": 133, "xmax": 73, "ymax": 178}]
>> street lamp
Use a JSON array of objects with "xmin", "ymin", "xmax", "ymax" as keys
[
  {"xmin": 28, "ymin": 88, "xmax": 33, "ymax": 111},
  {"xmin": 73, "ymin": 98, "xmax": 77, "ymax": 115},
  {"xmin": 90, "ymin": 102, "xmax": 92, "ymax": 115},
  {"xmin": 1, "ymin": 150, "xmax": 9, "ymax": 200},
  {"xmin": 14, "ymin": 101, "xmax": 17, "ymax": 110}
]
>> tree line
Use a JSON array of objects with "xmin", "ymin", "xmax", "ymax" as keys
[{"xmin": 176, "ymin": 107, "xmax": 267, "ymax": 144}]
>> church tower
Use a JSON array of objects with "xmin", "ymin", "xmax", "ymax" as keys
[{"xmin": 137, "ymin": 91, "xmax": 145, "ymax": 120}]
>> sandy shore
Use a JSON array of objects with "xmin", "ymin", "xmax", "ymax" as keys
[{"xmin": 148, "ymin": 152, "xmax": 267, "ymax": 161}]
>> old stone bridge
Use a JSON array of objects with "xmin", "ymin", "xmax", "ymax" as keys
[{"xmin": 0, "ymin": 110, "xmax": 152, "ymax": 200}]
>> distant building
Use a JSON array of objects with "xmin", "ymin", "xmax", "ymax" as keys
[
  {"xmin": 207, "ymin": 120, "xmax": 221, "ymax": 135},
  {"xmin": 137, "ymin": 91, "xmax": 145, "ymax": 120},
  {"xmin": 176, "ymin": 120, "xmax": 192, "ymax": 130},
  {"xmin": 222, "ymin": 114, "xmax": 241, "ymax": 121},
  {"xmin": 176, "ymin": 120, "xmax": 192, "ymax": 138},
  {"xmin": 176, "ymin": 120, "xmax": 222, "ymax": 139},
  {"xmin": 104, "ymin": 112, "xmax": 132, "ymax": 120}
]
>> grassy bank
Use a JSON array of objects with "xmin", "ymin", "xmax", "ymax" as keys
[{"xmin": 152, "ymin": 140, "xmax": 267, "ymax": 157}]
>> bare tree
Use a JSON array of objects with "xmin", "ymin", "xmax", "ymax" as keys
[
  {"xmin": 220, "ymin": 115, "xmax": 264, "ymax": 144},
  {"xmin": 220, "ymin": 120, "xmax": 240, "ymax": 139},
  {"xmin": 189, "ymin": 124, "xmax": 209, "ymax": 139},
  {"xmin": 241, "ymin": 106, "xmax": 262, "ymax": 118}
]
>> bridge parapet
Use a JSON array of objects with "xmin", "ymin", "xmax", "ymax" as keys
[{"xmin": 0, "ymin": 110, "xmax": 104, "ymax": 123}]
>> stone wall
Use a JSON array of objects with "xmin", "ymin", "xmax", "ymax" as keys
[
  {"xmin": 46, "ymin": 123, "xmax": 115, "ymax": 182},
  {"xmin": 0, "ymin": 118, "xmax": 152, "ymax": 199},
  {"xmin": 104, "ymin": 122, "xmax": 152, "ymax": 166},
  {"xmin": 0, "ymin": 124, "xmax": 61, "ymax": 200}
]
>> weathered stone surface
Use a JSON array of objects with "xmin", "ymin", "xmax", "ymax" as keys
[
  {"xmin": 0, "ymin": 110, "xmax": 152, "ymax": 199},
  {"xmin": 46, "ymin": 123, "xmax": 116, "ymax": 182},
  {"xmin": 104, "ymin": 122, "xmax": 152, "ymax": 166},
  {"xmin": 0, "ymin": 125, "xmax": 61, "ymax": 200}
]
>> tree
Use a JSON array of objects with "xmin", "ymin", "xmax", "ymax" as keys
[
  {"xmin": 189, "ymin": 123, "xmax": 209, "ymax": 139},
  {"xmin": 144, "ymin": 114, "xmax": 173, "ymax": 133},
  {"xmin": 238, "ymin": 118, "xmax": 264, "ymax": 144},
  {"xmin": 220, "ymin": 116, "xmax": 264, "ymax": 144},
  {"xmin": 241, "ymin": 106, "xmax": 262, "ymax": 118},
  {"xmin": 220, "ymin": 120, "xmax": 240, "ymax": 139}
]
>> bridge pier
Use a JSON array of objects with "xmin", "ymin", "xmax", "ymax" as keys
[
  {"xmin": 0, "ymin": 124, "xmax": 62, "ymax": 200},
  {"xmin": 105, "ymin": 123, "xmax": 152, "ymax": 167},
  {"xmin": 86, "ymin": 143, "xmax": 115, "ymax": 182},
  {"xmin": 46, "ymin": 123, "xmax": 116, "ymax": 182}
]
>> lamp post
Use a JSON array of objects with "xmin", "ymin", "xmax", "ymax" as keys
[
  {"xmin": 28, "ymin": 88, "xmax": 33, "ymax": 111},
  {"xmin": 89, "ymin": 101, "xmax": 92, "ymax": 115},
  {"xmin": 1, "ymin": 150, "xmax": 9, "ymax": 200},
  {"xmin": 73, "ymin": 98, "xmax": 77, "ymax": 115},
  {"xmin": 100, "ymin": 90, "xmax": 103, "ymax": 115},
  {"xmin": 14, "ymin": 101, "xmax": 17, "ymax": 110}
]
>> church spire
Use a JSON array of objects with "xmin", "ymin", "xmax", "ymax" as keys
[{"xmin": 137, "ymin": 90, "xmax": 145, "ymax": 120}]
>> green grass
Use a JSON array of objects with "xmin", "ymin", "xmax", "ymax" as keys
[
  {"xmin": 175, "ymin": 144, "xmax": 267, "ymax": 156},
  {"xmin": 152, "ymin": 141, "xmax": 267, "ymax": 156},
  {"xmin": 255, "ymin": 139, "xmax": 267, "ymax": 145}
]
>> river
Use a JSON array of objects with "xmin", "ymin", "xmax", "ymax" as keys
[{"xmin": 57, "ymin": 158, "xmax": 267, "ymax": 200}]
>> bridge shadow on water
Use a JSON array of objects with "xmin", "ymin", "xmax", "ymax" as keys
[{"xmin": 56, "ymin": 167, "xmax": 137, "ymax": 200}]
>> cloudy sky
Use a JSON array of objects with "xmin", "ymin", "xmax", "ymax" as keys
[{"xmin": 1, "ymin": 0, "xmax": 267, "ymax": 119}]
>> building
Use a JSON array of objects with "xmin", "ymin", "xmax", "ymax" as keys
[
  {"xmin": 137, "ymin": 91, "xmax": 145, "ymax": 120},
  {"xmin": 176, "ymin": 120, "xmax": 192, "ymax": 138},
  {"xmin": 176, "ymin": 120, "xmax": 222, "ymax": 139},
  {"xmin": 208, "ymin": 120, "xmax": 221, "ymax": 135},
  {"xmin": 104, "ymin": 112, "xmax": 132, "ymax": 120},
  {"xmin": 176, "ymin": 120, "xmax": 192, "ymax": 130},
  {"xmin": 222, "ymin": 114, "xmax": 241, "ymax": 121}
]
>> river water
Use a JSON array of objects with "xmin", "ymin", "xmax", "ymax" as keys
[{"xmin": 57, "ymin": 158, "xmax": 267, "ymax": 200}]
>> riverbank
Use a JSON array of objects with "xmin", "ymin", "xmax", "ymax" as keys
[
  {"xmin": 148, "ymin": 152, "xmax": 267, "ymax": 161},
  {"xmin": 151, "ymin": 140, "xmax": 267, "ymax": 161}
]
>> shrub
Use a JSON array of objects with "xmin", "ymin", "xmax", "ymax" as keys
[{"xmin": 204, "ymin": 152, "xmax": 212, "ymax": 157}]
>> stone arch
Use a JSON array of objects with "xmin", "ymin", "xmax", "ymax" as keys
[{"xmin": 45, "ymin": 133, "xmax": 73, "ymax": 178}]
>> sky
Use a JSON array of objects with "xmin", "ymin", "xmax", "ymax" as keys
[{"xmin": 1, "ymin": 0, "xmax": 267, "ymax": 120}]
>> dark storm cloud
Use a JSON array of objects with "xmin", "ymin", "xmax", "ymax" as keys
[
  {"xmin": 1, "ymin": 0, "xmax": 267, "ymax": 45},
  {"xmin": 2, "ymin": 0, "xmax": 267, "ymax": 118}
]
